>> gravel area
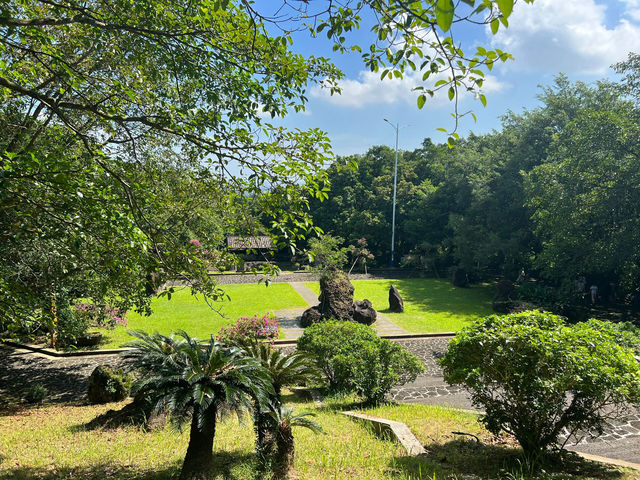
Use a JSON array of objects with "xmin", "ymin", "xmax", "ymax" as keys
[{"xmin": 0, "ymin": 344, "xmax": 125, "ymax": 403}]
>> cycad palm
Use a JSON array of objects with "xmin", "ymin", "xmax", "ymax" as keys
[
  {"xmin": 238, "ymin": 340, "xmax": 321, "ymax": 458},
  {"xmin": 125, "ymin": 330, "xmax": 273, "ymax": 480},
  {"xmin": 269, "ymin": 405, "xmax": 322, "ymax": 480}
]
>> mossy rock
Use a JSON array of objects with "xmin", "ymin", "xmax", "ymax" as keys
[
  {"xmin": 318, "ymin": 270, "xmax": 354, "ymax": 321},
  {"xmin": 87, "ymin": 365, "xmax": 133, "ymax": 404}
]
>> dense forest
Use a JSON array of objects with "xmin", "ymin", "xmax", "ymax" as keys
[{"xmin": 310, "ymin": 61, "xmax": 640, "ymax": 304}]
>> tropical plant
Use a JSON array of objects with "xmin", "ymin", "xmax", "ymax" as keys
[
  {"xmin": 124, "ymin": 330, "xmax": 273, "ymax": 480},
  {"xmin": 440, "ymin": 311, "xmax": 640, "ymax": 459},
  {"xmin": 348, "ymin": 237, "xmax": 375, "ymax": 274},
  {"xmin": 268, "ymin": 405, "xmax": 322, "ymax": 480},
  {"xmin": 237, "ymin": 340, "xmax": 322, "ymax": 459},
  {"xmin": 24, "ymin": 384, "xmax": 48, "ymax": 404}
]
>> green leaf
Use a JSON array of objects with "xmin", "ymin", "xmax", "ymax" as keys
[
  {"xmin": 448, "ymin": 87, "xmax": 455, "ymax": 101},
  {"xmin": 496, "ymin": 0, "xmax": 514, "ymax": 18},
  {"xmin": 436, "ymin": 0, "xmax": 455, "ymax": 32},
  {"xmin": 417, "ymin": 94, "xmax": 426, "ymax": 109},
  {"xmin": 479, "ymin": 94, "xmax": 487, "ymax": 107},
  {"xmin": 490, "ymin": 18, "xmax": 500, "ymax": 34}
]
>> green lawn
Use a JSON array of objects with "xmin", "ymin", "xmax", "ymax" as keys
[
  {"xmin": 305, "ymin": 278, "xmax": 493, "ymax": 333},
  {"xmin": 94, "ymin": 283, "xmax": 307, "ymax": 349},
  {"xmin": 0, "ymin": 396, "xmax": 632, "ymax": 480}
]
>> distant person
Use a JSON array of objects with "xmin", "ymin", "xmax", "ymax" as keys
[
  {"xmin": 609, "ymin": 282, "xmax": 616, "ymax": 304},
  {"xmin": 590, "ymin": 285, "xmax": 598, "ymax": 305},
  {"xmin": 516, "ymin": 268, "xmax": 526, "ymax": 284}
]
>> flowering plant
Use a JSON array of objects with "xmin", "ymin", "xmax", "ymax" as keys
[
  {"xmin": 217, "ymin": 313, "xmax": 279, "ymax": 345},
  {"xmin": 74, "ymin": 302, "xmax": 128, "ymax": 329}
]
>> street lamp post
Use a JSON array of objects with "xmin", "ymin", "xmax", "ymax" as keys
[{"xmin": 384, "ymin": 118, "xmax": 400, "ymax": 267}]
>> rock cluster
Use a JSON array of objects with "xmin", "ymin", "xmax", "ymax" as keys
[{"xmin": 300, "ymin": 270, "xmax": 377, "ymax": 327}]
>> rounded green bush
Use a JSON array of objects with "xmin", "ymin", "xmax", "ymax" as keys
[
  {"xmin": 297, "ymin": 320, "xmax": 424, "ymax": 405},
  {"xmin": 87, "ymin": 365, "xmax": 133, "ymax": 404},
  {"xmin": 25, "ymin": 384, "xmax": 48, "ymax": 404},
  {"xmin": 440, "ymin": 310, "xmax": 640, "ymax": 458}
]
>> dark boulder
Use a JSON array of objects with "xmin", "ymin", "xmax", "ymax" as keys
[
  {"xmin": 318, "ymin": 271, "xmax": 354, "ymax": 321},
  {"xmin": 451, "ymin": 267, "xmax": 469, "ymax": 287},
  {"xmin": 300, "ymin": 306, "xmax": 323, "ymax": 328},
  {"xmin": 388, "ymin": 285, "xmax": 404, "ymax": 313},
  {"xmin": 87, "ymin": 365, "xmax": 132, "ymax": 404},
  {"xmin": 494, "ymin": 279, "xmax": 517, "ymax": 302},
  {"xmin": 353, "ymin": 299, "xmax": 377, "ymax": 325},
  {"xmin": 492, "ymin": 279, "xmax": 518, "ymax": 313}
]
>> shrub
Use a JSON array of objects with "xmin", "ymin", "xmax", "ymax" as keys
[
  {"xmin": 55, "ymin": 306, "xmax": 90, "ymax": 348},
  {"xmin": 297, "ymin": 321, "xmax": 424, "ymax": 405},
  {"xmin": 87, "ymin": 365, "xmax": 133, "ymax": 404},
  {"xmin": 440, "ymin": 310, "xmax": 640, "ymax": 458},
  {"xmin": 217, "ymin": 313, "xmax": 279, "ymax": 345},
  {"xmin": 577, "ymin": 319, "xmax": 640, "ymax": 355},
  {"xmin": 74, "ymin": 302, "xmax": 128, "ymax": 329},
  {"xmin": 25, "ymin": 384, "xmax": 48, "ymax": 404},
  {"xmin": 308, "ymin": 234, "xmax": 348, "ymax": 272}
]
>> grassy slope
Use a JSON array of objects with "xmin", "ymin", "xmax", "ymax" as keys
[
  {"xmin": 0, "ymin": 398, "xmax": 634, "ymax": 480},
  {"xmin": 306, "ymin": 278, "xmax": 494, "ymax": 333},
  {"xmin": 95, "ymin": 283, "xmax": 307, "ymax": 349}
]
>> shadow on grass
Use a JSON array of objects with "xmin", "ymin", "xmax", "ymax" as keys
[
  {"xmin": 1, "ymin": 453, "xmax": 260, "ymax": 480},
  {"xmin": 389, "ymin": 439, "xmax": 626, "ymax": 480},
  {"xmin": 0, "ymin": 462, "xmax": 180, "ymax": 480},
  {"xmin": 368, "ymin": 278, "xmax": 494, "ymax": 319}
]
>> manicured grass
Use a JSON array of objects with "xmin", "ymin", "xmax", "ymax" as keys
[
  {"xmin": 305, "ymin": 278, "xmax": 494, "ymax": 333},
  {"xmin": 94, "ymin": 284, "xmax": 307, "ymax": 349},
  {"xmin": 0, "ymin": 397, "xmax": 634, "ymax": 479}
]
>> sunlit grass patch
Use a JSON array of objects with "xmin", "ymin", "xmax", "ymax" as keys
[
  {"xmin": 306, "ymin": 278, "xmax": 493, "ymax": 333},
  {"xmin": 94, "ymin": 283, "xmax": 307, "ymax": 349}
]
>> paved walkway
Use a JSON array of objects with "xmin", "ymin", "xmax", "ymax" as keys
[
  {"xmin": 279, "ymin": 282, "xmax": 408, "ymax": 339},
  {"xmin": 289, "ymin": 282, "xmax": 317, "ymax": 305}
]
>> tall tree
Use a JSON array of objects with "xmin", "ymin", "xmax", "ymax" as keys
[{"xmin": 0, "ymin": 0, "xmax": 534, "ymax": 326}]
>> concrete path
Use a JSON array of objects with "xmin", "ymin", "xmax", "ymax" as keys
[
  {"xmin": 282, "ymin": 282, "xmax": 408, "ymax": 338},
  {"xmin": 272, "ymin": 307, "xmax": 307, "ymax": 340},
  {"xmin": 288, "ymin": 282, "xmax": 318, "ymax": 305}
]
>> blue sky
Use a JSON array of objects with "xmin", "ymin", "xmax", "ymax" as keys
[{"xmin": 263, "ymin": 0, "xmax": 640, "ymax": 156}]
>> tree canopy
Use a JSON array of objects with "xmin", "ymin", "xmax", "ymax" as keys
[
  {"xmin": 1, "ymin": 0, "xmax": 535, "ymax": 330},
  {"xmin": 310, "ymin": 62, "xmax": 640, "ymax": 302}
]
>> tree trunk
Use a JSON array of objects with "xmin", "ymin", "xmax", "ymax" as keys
[
  {"xmin": 179, "ymin": 405, "xmax": 217, "ymax": 480},
  {"xmin": 273, "ymin": 426, "xmax": 295, "ymax": 479}
]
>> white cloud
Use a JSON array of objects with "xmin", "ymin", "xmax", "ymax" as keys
[
  {"xmin": 490, "ymin": 0, "xmax": 640, "ymax": 74},
  {"xmin": 311, "ymin": 70, "xmax": 508, "ymax": 109},
  {"xmin": 623, "ymin": 0, "xmax": 640, "ymax": 21}
]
